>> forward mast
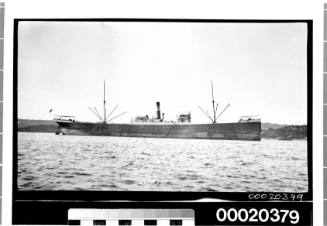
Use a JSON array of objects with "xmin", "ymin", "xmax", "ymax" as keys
[{"xmin": 89, "ymin": 81, "xmax": 126, "ymax": 123}]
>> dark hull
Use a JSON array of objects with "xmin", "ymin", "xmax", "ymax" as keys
[{"xmin": 55, "ymin": 121, "xmax": 261, "ymax": 141}]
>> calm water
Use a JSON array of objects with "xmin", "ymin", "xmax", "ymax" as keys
[{"xmin": 18, "ymin": 132, "xmax": 308, "ymax": 192}]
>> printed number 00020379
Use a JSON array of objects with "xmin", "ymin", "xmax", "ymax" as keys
[
  {"xmin": 248, "ymin": 193, "xmax": 304, "ymax": 201},
  {"xmin": 216, "ymin": 208, "xmax": 300, "ymax": 225}
]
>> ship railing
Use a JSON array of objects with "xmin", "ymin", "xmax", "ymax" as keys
[
  {"xmin": 238, "ymin": 115, "xmax": 261, "ymax": 123},
  {"xmin": 53, "ymin": 115, "xmax": 76, "ymax": 123}
]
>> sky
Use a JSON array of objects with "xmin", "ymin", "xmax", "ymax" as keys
[{"xmin": 17, "ymin": 21, "xmax": 308, "ymax": 124}]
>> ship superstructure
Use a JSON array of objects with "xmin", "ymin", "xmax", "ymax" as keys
[{"xmin": 54, "ymin": 82, "xmax": 261, "ymax": 141}]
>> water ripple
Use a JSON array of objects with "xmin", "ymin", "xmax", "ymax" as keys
[{"xmin": 18, "ymin": 132, "xmax": 308, "ymax": 192}]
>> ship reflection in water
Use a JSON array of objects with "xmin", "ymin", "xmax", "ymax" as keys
[{"xmin": 18, "ymin": 132, "xmax": 308, "ymax": 192}]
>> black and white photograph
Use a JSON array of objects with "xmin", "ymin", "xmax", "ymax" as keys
[{"xmin": 16, "ymin": 20, "xmax": 309, "ymax": 193}]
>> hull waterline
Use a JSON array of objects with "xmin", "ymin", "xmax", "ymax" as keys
[{"xmin": 55, "ymin": 121, "xmax": 261, "ymax": 141}]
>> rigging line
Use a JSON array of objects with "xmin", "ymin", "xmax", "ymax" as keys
[
  {"xmin": 216, "ymin": 104, "xmax": 230, "ymax": 120},
  {"xmin": 205, "ymin": 109, "xmax": 214, "ymax": 121},
  {"xmin": 107, "ymin": 111, "xmax": 127, "ymax": 123},
  {"xmin": 198, "ymin": 106, "xmax": 213, "ymax": 123},
  {"xmin": 106, "ymin": 104, "xmax": 119, "ymax": 120},
  {"xmin": 89, "ymin": 107, "xmax": 103, "ymax": 122},
  {"xmin": 93, "ymin": 107, "xmax": 104, "ymax": 122}
]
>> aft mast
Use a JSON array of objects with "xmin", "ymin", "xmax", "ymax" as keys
[
  {"xmin": 198, "ymin": 81, "xmax": 230, "ymax": 124},
  {"xmin": 211, "ymin": 81, "xmax": 216, "ymax": 124},
  {"xmin": 104, "ymin": 81, "xmax": 106, "ymax": 123}
]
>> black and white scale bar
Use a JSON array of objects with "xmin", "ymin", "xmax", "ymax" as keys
[{"xmin": 68, "ymin": 209, "xmax": 195, "ymax": 226}]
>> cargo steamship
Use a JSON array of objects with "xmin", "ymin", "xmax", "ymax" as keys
[{"xmin": 54, "ymin": 82, "xmax": 261, "ymax": 141}]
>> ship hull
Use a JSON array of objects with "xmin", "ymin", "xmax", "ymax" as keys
[{"xmin": 55, "ymin": 121, "xmax": 261, "ymax": 141}]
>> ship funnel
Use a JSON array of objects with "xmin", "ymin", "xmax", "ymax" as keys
[{"xmin": 156, "ymin": 102, "xmax": 161, "ymax": 120}]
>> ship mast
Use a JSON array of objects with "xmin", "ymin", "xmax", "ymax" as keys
[
  {"xmin": 211, "ymin": 81, "xmax": 216, "ymax": 124},
  {"xmin": 198, "ymin": 81, "xmax": 230, "ymax": 124},
  {"xmin": 104, "ymin": 81, "xmax": 106, "ymax": 123},
  {"xmin": 89, "ymin": 81, "xmax": 127, "ymax": 123}
]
